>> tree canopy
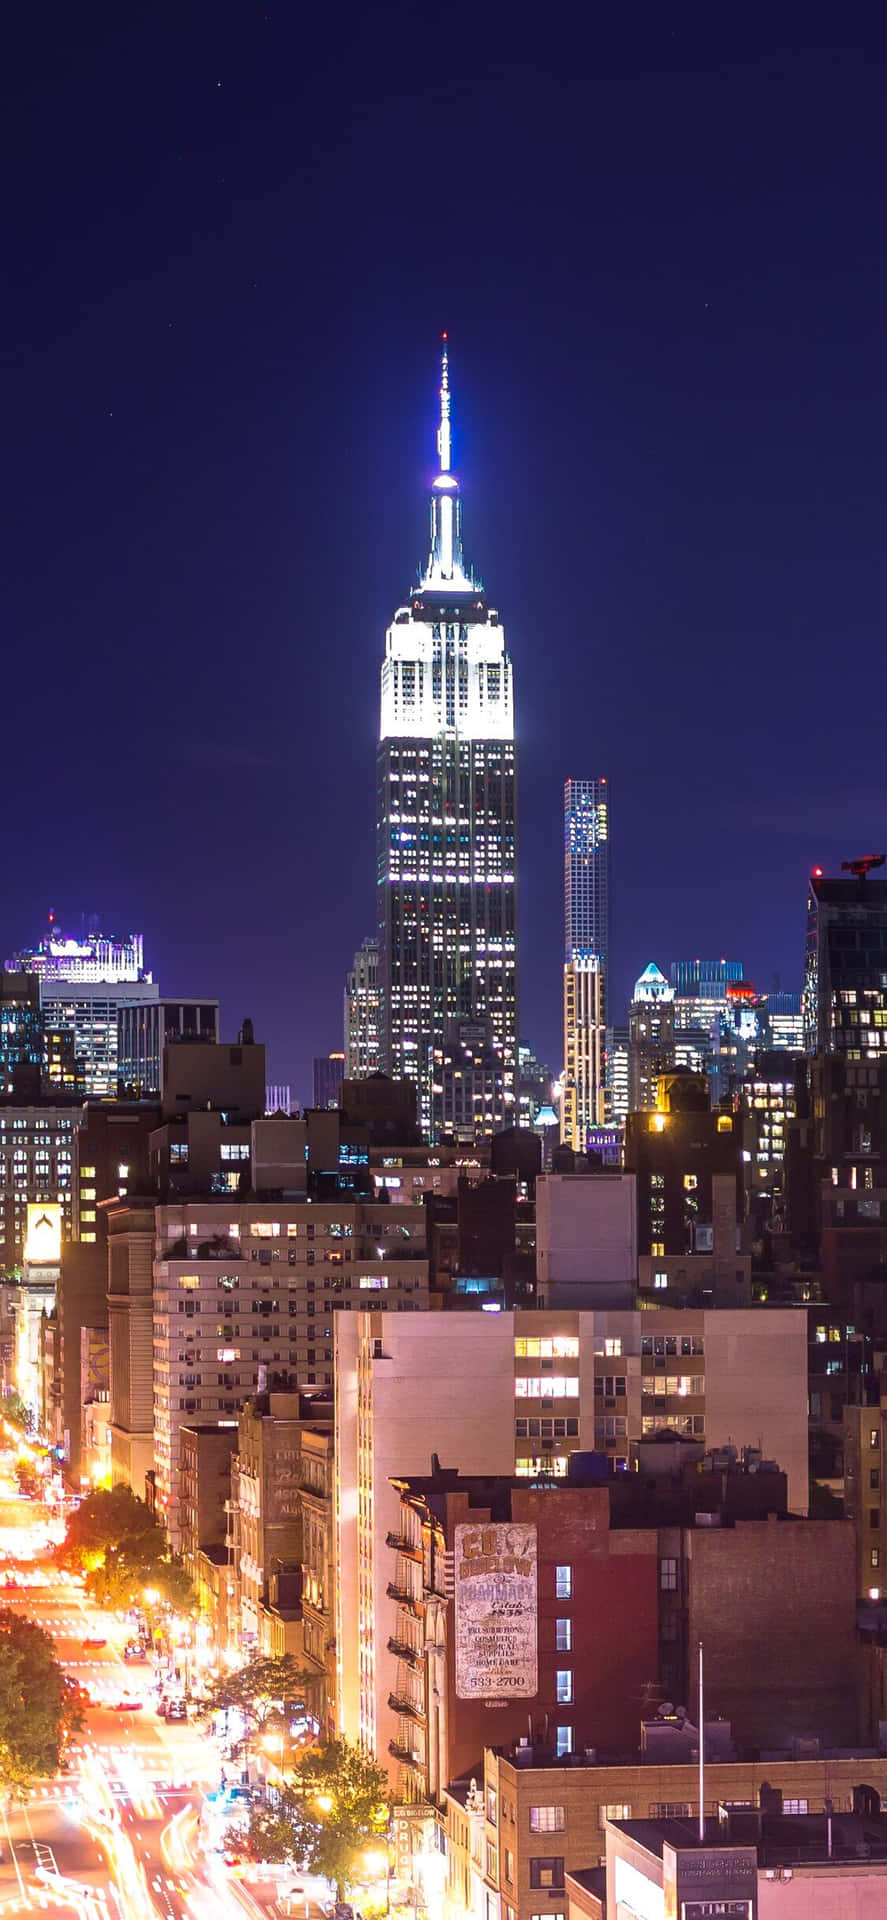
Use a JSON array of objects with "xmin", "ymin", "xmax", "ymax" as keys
[
  {"xmin": 0, "ymin": 1609, "xmax": 81, "ymax": 1792},
  {"xmin": 1, "ymin": 1394, "xmax": 32, "ymax": 1434},
  {"xmin": 15, "ymin": 1460, "xmax": 40, "ymax": 1500},
  {"xmin": 239, "ymin": 1737, "xmax": 389, "ymax": 1896},
  {"xmin": 201, "ymin": 1654, "xmax": 310, "ymax": 1746},
  {"xmin": 58, "ymin": 1486, "xmax": 196, "ymax": 1612}
]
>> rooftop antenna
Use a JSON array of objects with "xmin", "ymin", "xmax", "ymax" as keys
[
  {"xmin": 841, "ymin": 854, "xmax": 885, "ymax": 880},
  {"xmin": 697, "ymin": 1640, "xmax": 705, "ymax": 1843}
]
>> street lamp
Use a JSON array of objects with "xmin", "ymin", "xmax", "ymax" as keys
[{"xmin": 363, "ymin": 1848, "xmax": 391, "ymax": 1916}]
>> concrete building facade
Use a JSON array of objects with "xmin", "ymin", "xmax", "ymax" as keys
[{"xmin": 334, "ymin": 1304, "xmax": 809, "ymax": 1773}]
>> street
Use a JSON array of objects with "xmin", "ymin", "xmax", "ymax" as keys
[{"xmin": 0, "ymin": 1479, "xmax": 297, "ymax": 1920}]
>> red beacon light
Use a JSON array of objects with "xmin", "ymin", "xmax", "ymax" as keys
[{"xmin": 812, "ymin": 866, "xmax": 824, "ymax": 879}]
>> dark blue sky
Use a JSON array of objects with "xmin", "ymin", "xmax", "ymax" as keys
[{"xmin": 4, "ymin": 4, "xmax": 887, "ymax": 1100}]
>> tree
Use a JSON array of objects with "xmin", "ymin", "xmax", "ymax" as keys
[
  {"xmin": 58, "ymin": 1486, "xmax": 196, "ymax": 1613},
  {"xmin": 15, "ymin": 1461, "xmax": 40, "ymax": 1500},
  {"xmin": 0, "ymin": 1609, "xmax": 81, "ymax": 1793},
  {"xmin": 240, "ymin": 1737, "xmax": 389, "ymax": 1897},
  {"xmin": 201, "ymin": 1654, "xmax": 310, "ymax": 1755},
  {"xmin": 2, "ymin": 1395, "xmax": 32, "ymax": 1435}
]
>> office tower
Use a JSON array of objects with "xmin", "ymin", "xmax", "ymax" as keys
[
  {"xmin": 116, "ymin": 997, "xmax": 219, "ymax": 1098},
  {"xmin": 10, "ymin": 924, "xmax": 158, "ymax": 1097},
  {"xmin": 431, "ymin": 1016, "xmax": 505, "ymax": 1142},
  {"xmin": 518, "ymin": 1043, "xmax": 552, "ymax": 1128},
  {"xmin": 313, "ymin": 1052, "xmax": 345, "ymax": 1110},
  {"xmin": 736, "ymin": 1049, "xmax": 798, "ymax": 1234},
  {"xmin": 711, "ymin": 982, "xmax": 762, "ymax": 1102},
  {"xmin": 803, "ymin": 863, "xmax": 887, "ymax": 1054},
  {"xmin": 561, "ymin": 778, "xmax": 609, "ymax": 1148},
  {"xmin": 344, "ymin": 937, "xmax": 381, "ymax": 1078},
  {"xmin": 0, "ymin": 1103, "xmax": 81, "ymax": 1275},
  {"xmin": 0, "ymin": 973, "xmax": 43, "ymax": 1095},
  {"xmin": 628, "ymin": 962, "xmax": 675, "ymax": 1112},
  {"xmin": 14, "ymin": 924, "xmax": 145, "ymax": 983},
  {"xmin": 605, "ymin": 1024, "xmax": 630, "ymax": 1125},
  {"xmin": 670, "ymin": 958, "xmax": 744, "ymax": 1031},
  {"xmin": 377, "ymin": 341, "xmax": 517, "ymax": 1140},
  {"xmin": 763, "ymin": 988, "xmax": 804, "ymax": 1052}
]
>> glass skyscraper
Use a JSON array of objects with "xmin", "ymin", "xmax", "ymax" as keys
[
  {"xmin": 561, "ymin": 777, "xmax": 609, "ymax": 1145},
  {"xmin": 804, "ymin": 869, "xmax": 887, "ymax": 1055},
  {"xmin": 9, "ymin": 925, "xmax": 157, "ymax": 1098},
  {"xmin": 377, "ymin": 342, "xmax": 517, "ymax": 1139}
]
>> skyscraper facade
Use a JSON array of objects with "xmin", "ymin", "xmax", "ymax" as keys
[
  {"xmin": 628, "ymin": 961, "xmax": 675, "ymax": 1112},
  {"xmin": 10, "ymin": 925, "xmax": 157, "ymax": 1098},
  {"xmin": 377, "ymin": 343, "xmax": 517, "ymax": 1139},
  {"xmin": 344, "ymin": 937, "xmax": 381, "ymax": 1079},
  {"xmin": 803, "ymin": 868, "xmax": 887, "ymax": 1055},
  {"xmin": 561, "ymin": 778, "xmax": 609, "ymax": 1147}
]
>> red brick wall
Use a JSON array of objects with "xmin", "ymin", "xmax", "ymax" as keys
[{"xmin": 444, "ymin": 1486, "xmax": 659, "ymax": 1780}]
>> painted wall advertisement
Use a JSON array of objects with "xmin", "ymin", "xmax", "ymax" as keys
[{"xmin": 454, "ymin": 1522, "xmax": 538, "ymax": 1700}]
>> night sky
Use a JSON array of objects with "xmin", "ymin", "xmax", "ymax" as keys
[{"xmin": 4, "ymin": 5, "xmax": 887, "ymax": 1101}]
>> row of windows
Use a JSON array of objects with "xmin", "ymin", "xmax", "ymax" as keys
[{"xmin": 514, "ymin": 1419, "xmax": 579, "ymax": 1440}]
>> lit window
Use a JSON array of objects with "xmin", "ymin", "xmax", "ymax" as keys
[
  {"xmin": 555, "ymin": 1566, "xmax": 572, "ymax": 1599},
  {"xmin": 529, "ymin": 1808, "xmax": 565, "ymax": 1833},
  {"xmin": 555, "ymin": 1670, "xmax": 572, "ymax": 1703},
  {"xmin": 554, "ymin": 1727, "xmax": 572, "ymax": 1757}
]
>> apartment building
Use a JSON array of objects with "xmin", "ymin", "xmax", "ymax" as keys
[
  {"xmin": 469, "ymin": 1743, "xmax": 887, "ymax": 1920},
  {"xmin": 179, "ymin": 1421, "xmax": 237, "ymax": 1588},
  {"xmin": 843, "ymin": 1396, "xmax": 887, "ymax": 1599},
  {"xmin": 335, "ymin": 1304, "xmax": 808, "ymax": 1774},
  {"xmin": 233, "ymin": 1388, "xmax": 332, "ymax": 1649},
  {"xmin": 299, "ymin": 1424, "xmax": 336, "ymax": 1735},
  {"xmin": 151, "ymin": 1198, "xmax": 428, "ymax": 1545},
  {"xmin": 383, "ymin": 1474, "xmax": 657, "ymax": 1809}
]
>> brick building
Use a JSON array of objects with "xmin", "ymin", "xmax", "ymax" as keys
[{"xmin": 466, "ymin": 1741, "xmax": 887, "ymax": 1920}]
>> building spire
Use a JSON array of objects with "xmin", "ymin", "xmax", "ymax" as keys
[
  {"xmin": 425, "ymin": 333, "xmax": 468, "ymax": 587},
  {"xmin": 437, "ymin": 333, "xmax": 452, "ymax": 474}
]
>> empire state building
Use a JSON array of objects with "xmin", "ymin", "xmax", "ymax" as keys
[{"xmin": 377, "ymin": 342, "xmax": 518, "ymax": 1140}]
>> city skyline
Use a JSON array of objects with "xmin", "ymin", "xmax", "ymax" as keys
[{"xmin": 4, "ymin": 9, "xmax": 887, "ymax": 1100}]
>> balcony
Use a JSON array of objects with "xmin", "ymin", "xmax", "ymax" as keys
[
  {"xmin": 386, "ymin": 1582, "xmax": 421, "ymax": 1617},
  {"xmin": 388, "ymin": 1637, "xmax": 423, "ymax": 1668},
  {"xmin": 388, "ymin": 1692, "xmax": 425, "ymax": 1724},
  {"xmin": 386, "ymin": 1532, "xmax": 422, "ymax": 1558},
  {"xmin": 388, "ymin": 1740, "xmax": 423, "ymax": 1769}
]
